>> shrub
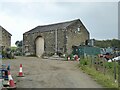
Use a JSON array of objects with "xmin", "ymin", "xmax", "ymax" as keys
[
  {"xmin": 2, "ymin": 48, "xmax": 15, "ymax": 59},
  {"xmin": 80, "ymin": 59, "xmax": 88, "ymax": 65}
]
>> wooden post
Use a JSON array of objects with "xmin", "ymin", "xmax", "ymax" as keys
[
  {"xmin": 97, "ymin": 56, "xmax": 100, "ymax": 71},
  {"xmin": 114, "ymin": 59, "xmax": 117, "ymax": 83},
  {"xmin": 103, "ymin": 57, "xmax": 106, "ymax": 75},
  {"xmin": 118, "ymin": 60, "xmax": 120, "ymax": 89},
  {"xmin": 90, "ymin": 55, "xmax": 92, "ymax": 67},
  {"xmin": 94, "ymin": 56, "xmax": 98, "ymax": 71}
]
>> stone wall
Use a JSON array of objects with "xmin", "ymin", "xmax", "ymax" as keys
[
  {"xmin": 0, "ymin": 26, "xmax": 11, "ymax": 50},
  {"xmin": 0, "ymin": 27, "xmax": 2, "ymax": 47},
  {"xmin": 23, "ymin": 29, "xmax": 65, "ymax": 55},
  {"xmin": 23, "ymin": 20, "xmax": 89, "ymax": 56},
  {"xmin": 66, "ymin": 21, "xmax": 89, "ymax": 54},
  {"xmin": 43, "ymin": 31, "xmax": 55, "ymax": 54},
  {"xmin": 57, "ymin": 29, "xmax": 66, "ymax": 53}
]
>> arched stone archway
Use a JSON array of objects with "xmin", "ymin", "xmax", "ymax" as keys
[{"xmin": 35, "ymin": 36, "xmax": 44, "ymax": 57}]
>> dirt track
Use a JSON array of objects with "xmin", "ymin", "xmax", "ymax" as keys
[{"xmin": 2, "ymin": 56, "xmax": 102, "ymax": 88}]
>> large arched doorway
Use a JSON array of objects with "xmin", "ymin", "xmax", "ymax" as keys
[{"xmin": 35, "ymin": 36, "xmax": 44, "ymax": 57}]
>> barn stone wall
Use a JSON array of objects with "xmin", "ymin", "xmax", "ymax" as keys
[
  {"xmin": 66, "ymin": 21, "xmax": 89, "ymax": 54},
  {"xmin": 43, "ymin": 31, "xmax": 55, "ymax": 54},
  {"xmin": 0, "ymin": 27, "xmax": 2, "ymax": 47},
  {"xmin": 0, "ymin": 26, "xmax": 11, "ymax": 50},
  {"xmin": 23, "ymin": 32, "xmax": 41, "ymax": 55},
  {"xmin": 23, "ymin": 29, "xmax": 66, "ymax": 55},
  {"xmin": 23, "ymin": 20, "xmax": 89, "ymax": 56}
]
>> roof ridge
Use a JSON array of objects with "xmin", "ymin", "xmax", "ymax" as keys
[
  {"xmin": 0, "ymin": 25, "xmax": 12, "ymax": 36},
  {"xmin": 24, "ymin": 19, "xmax": 80, "ymax": 34},
  {"xmin": 37, "ymin": 19, "xmax": 80, "ymax": 27}
]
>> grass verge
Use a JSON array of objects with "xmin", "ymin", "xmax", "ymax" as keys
[{"xmin": 78, "ymin": 62, "xmax": 118, "ymax": 88}]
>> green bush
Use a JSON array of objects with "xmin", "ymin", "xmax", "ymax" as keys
[
  {"xmin": 80, "ymin": 59, "xmax": 88, "ymax": 65},
  {"xmin": 105, "ymin": 62, "xmax": 113, "ymax": 69},
  {"xmin": 2, "ymin": 48, "xmax": 15, "ymax": 59}
]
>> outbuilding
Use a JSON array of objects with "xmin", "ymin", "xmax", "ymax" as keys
[{"xmin": 23, "ymin": 19, "xmax": 89, "ymax": 57}]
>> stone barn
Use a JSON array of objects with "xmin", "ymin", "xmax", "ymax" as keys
[
  {"xmin": 0, "ymin": 26, "xmax": 12, "ymax": 50},
  {"xmin": 23, "ymin": 19, "xmax": 89, "ymax": 57}
]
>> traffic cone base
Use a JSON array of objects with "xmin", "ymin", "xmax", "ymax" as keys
[
  {"xmin": 17, "ymin": 72, "xmax": 24, "ymax": 77},
  {"xmin": 5, "ymin": 86, "xmax": 16, "ymax": 89},
  {"xmin": 8, "ymin": 71, "xmax": 16, "ymax": 88},
  {"xmin": 9, "ymin": 80, "xmax": 15, "ymax": 87},
  {"xmin": 17, "ymin": 74, "xmax": 24, "ymax": 77}
]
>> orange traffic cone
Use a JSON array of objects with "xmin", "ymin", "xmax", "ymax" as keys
[
  {"xmin": 18, "ymin": 64, "xmax": 24, "ymax": 77},
  {"xmin": 8, "ymin": 71, "xmax": 16, "ymax": 88}
]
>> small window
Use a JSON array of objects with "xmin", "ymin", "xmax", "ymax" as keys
[{"xmin": 77, "ymin": 27, "xmax": 80, "ymax": 32}]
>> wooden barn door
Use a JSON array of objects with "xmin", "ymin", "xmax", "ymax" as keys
[{"xmin": 35, "ymin": 37, "xmax": 44, "ymax": 57}]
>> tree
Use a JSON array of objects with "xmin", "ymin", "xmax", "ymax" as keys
[
  {"xmin": 94, "ymin": 39, "xmax": 120, "ymax": 48},
  {"xmin": 15, "ymin": 41, "xmax": 19, "ymax": 46},
  {"xmin": 15, "ymin": 40, "xmax": 23, "ymax": 47},
  {"xmin": 15, "ymin": 40, "xmax": 23, "ymax": 56}
]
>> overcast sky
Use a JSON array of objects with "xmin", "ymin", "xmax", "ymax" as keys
[{"xmin": 0, "ymin": 0, "xmax": 119, "ymax": 46}]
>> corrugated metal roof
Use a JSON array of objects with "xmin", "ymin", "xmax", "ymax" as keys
[{"xmin": 24, "ymin": 19, "xmax": 80, "ymax": 34}]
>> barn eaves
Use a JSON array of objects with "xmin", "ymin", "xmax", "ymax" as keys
[{"xmin": 24, "ymin": 19, "xmax": 88, "ymax": 35}]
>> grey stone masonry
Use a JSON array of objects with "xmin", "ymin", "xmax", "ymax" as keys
[
  {"xmin": 0, "ymin": 26, "xmax": 12, "ymax": 50},
  {"xmin": 23, "ymin": 19, "xmax": 89, "ymax": 56}
]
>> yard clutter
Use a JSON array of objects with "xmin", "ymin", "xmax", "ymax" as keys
[
  {"xmin": 66, "ymin": 54, "xmax": 80, "ymax": 61},
  {"xmin": 1, "ymin": 64, "xmax": 9, "ymax": 80},
  {"xmin": 74, "ymin": 55, "xmax": 79, "ymax": 61},
  {"xmin": 0, "ymin": 63, "xmax": 25, "ymax": 89},
  {"xmin": 67, "ymin": 56, "xmax": 70, "ymax": 61},
  {"xmin": 108, "ymin": 56, "xmax": 120, "ymax": 62},
  {"xmin": 0, "ymin": 64, "xmax": 16, "ymax": 89}
]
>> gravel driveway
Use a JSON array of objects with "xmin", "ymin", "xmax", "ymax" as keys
[{"xmin": 2, "ymin": 56, "xmax": 102, "ymax": 88}]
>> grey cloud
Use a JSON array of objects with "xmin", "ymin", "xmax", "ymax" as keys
[{"xmin": 0, "ymin": 2, "xmax": 118, "ymax": 46}]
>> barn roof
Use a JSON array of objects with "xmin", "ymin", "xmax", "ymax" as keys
[
  {"xmin": 0, "ymin": 26, "xmax": 12, "ymax": 36},
  {"xmin": 24, "ymin": 19, "xmax": 85, "ymax": 34}
]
